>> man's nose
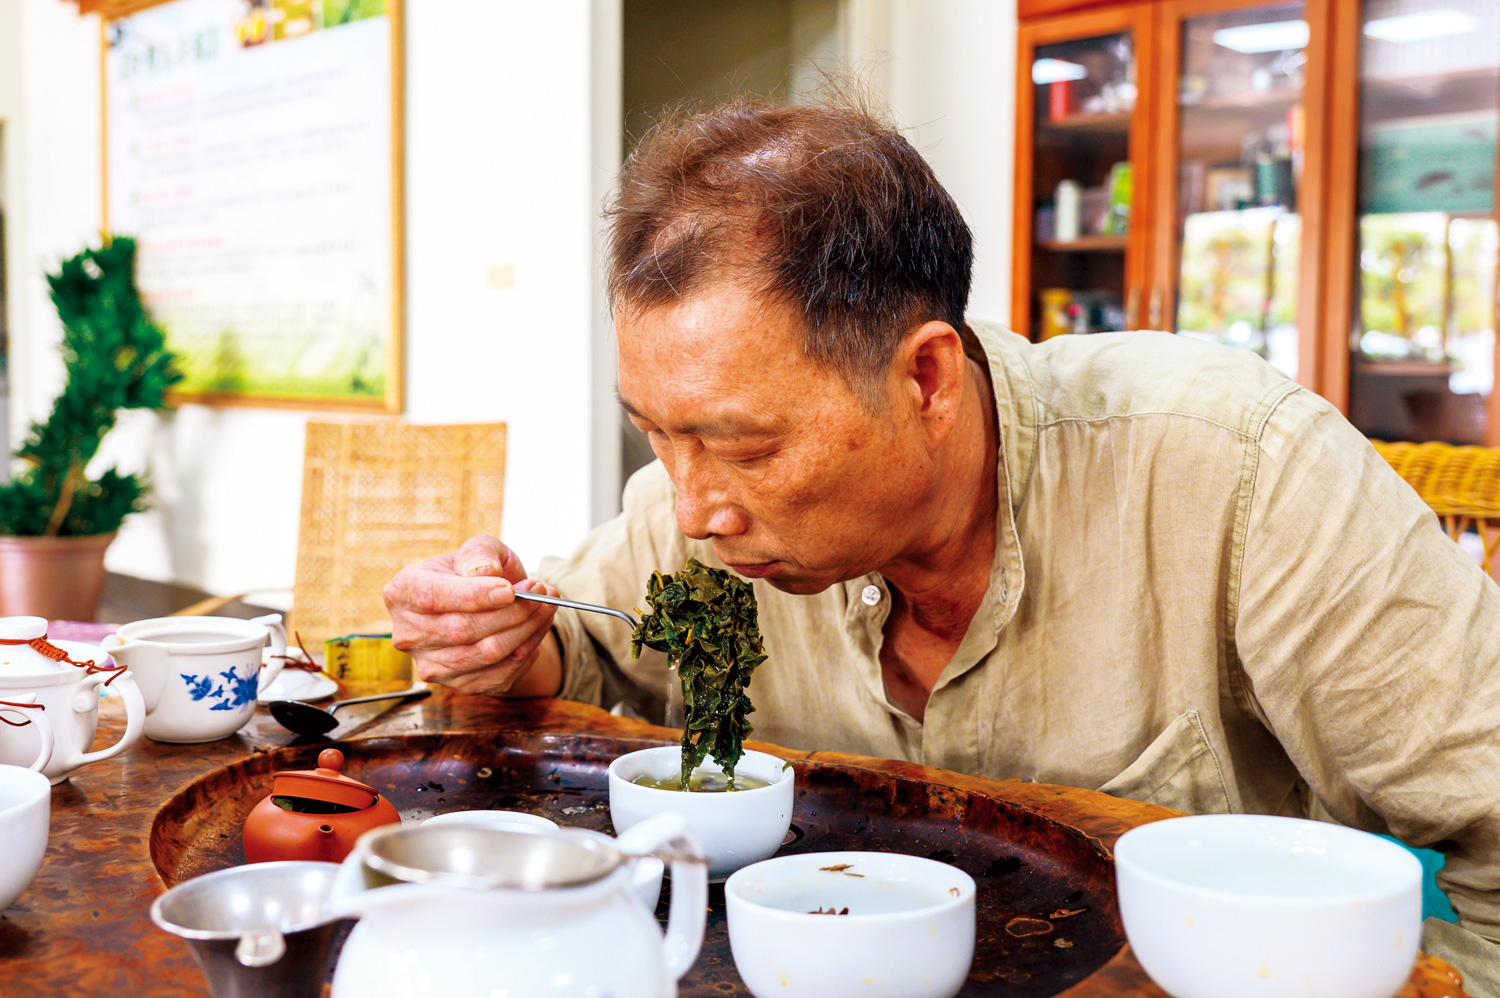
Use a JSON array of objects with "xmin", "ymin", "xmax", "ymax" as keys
[{"xmin": 673, "ymin": 460, "xmax": 747, "ymax": 540}]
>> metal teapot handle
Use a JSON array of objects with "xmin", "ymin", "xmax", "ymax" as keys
[
  {"xmin": 616, "ymin": 814, "xmax": 707, "ymax": 981},
  {"xmin": 235, "ymin": 930, "xmax": 286, "ymax": 967}
]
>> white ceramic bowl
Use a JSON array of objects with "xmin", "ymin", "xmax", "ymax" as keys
[
  {"xmin": 0, "ymin": 763, "xmax": 51, "ymax": 908},
  {"xmin": 1115, "ymin": 814, "xmax": 1423, "ymax": 998},
  {"xmin": 422, "ymin": 809, "xmax": 559, "ymax": 832},
  {"xmin": 608, "ymin": 747, "xmax": 794, "ymax": 879},
  {"xmin": 725, "ymin": 850, "xmax": 976, "ymax": 998}
]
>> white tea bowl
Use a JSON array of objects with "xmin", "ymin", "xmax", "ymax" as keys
[
  {"xmin": 422, "ymin": 809, "xmax": 559, "ymax": 832},
  {"xmin": 725, "ymin": 850, "xmax": 976, "ymax": 998},
  {"xmin": 608, "ymin": 746, "xmax": 794, "ymax": 879},
  {"xmin": 1114, "ymin": 814, "xmax": 1423, "ymax": 998},
  {"xmin": 0, "ymin": 763, "xmax": 52, "ymax": 908}
]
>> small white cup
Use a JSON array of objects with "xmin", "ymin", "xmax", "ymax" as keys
[
  {"xmin": 1115, "ymin": 814, "xmax": 1423, "ymax": 998},
  {"xmin": 103, "ymin": 614, "xmax": 286, "ymax": 743},
  {"xmin": 0, "ymin": 763, "xmax": 51, "ymax": 908},
  {"xmin": 608, "ymin": 746, "xmax": 793, "ymax": 879},
  {"xmin": 725, "ymin": 850, "xmax": 976, "ymax": 998}
]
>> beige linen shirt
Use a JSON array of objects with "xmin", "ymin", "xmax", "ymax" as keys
[{"xmin": 538, "ymin": 320, "xmax": 1500, "ymax": 988}]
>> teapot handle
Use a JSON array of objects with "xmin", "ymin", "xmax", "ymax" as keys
[
  {"xmin": 616, "ymin": 813, "xmax": 707, "ymax": 982},
  {"xmin": 251, "ymin": 613, "xmax": 288, "ymax": 695},
  {"xmin": 0, "ymin": 695, "xmax": 55, "ymax": 774},
  {"xmin": 57, "ymin": 671, "xmax": 145, "ymax": 770}
]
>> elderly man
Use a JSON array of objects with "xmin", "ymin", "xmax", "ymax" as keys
[{"xmin": 385, "ymin": 100, "xmax": 1500, "ymax": 988}]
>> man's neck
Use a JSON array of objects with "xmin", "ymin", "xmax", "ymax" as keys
[{"xmin": 879, "ymin": 357, "xmax": 1001, "ymax": 642}]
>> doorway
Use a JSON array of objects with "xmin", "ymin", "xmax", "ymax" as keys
[{"xmin": 616, "ymin": 0, "xmax": 844, "ymax": 486}]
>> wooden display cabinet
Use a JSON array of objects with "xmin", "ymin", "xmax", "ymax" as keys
[{"xmin": 1014, "ymin": 0, "xmax": 1500, "ymax": 445}]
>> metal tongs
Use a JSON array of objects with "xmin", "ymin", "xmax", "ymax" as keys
[{"xmin": 510, "ymin": 590, "xmax": 639, "ymax": 628}]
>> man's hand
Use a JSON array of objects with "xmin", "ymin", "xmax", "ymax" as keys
[{"xmin": 384, "ymin": 534, "xmax": 563, "ymax": 696}]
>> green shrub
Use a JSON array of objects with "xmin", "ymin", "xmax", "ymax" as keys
[{"xmin": 0, "ymin": 237, "xmax": 181, "ymax": 536}]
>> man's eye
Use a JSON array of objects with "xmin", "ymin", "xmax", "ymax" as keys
[{"xmin": 722, "ymin": 450, "xmax": 774, "ymax": 466}]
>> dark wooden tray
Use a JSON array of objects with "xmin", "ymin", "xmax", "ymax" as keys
[{"xmin": 152, "ymin": 731, "xmax": 1126, "ymax": 997}]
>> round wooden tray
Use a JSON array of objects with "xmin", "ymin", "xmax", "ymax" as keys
[{"xmin": 152, "ymin": 729, "xmax": 1148, "ymax": 997}]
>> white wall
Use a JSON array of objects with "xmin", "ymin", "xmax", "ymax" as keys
[
  {"xmin": 882, "ymin": 0, "xmax": 1018, "ymax": 324},
  {"xmin": 1, "ymin": 0, "xmax": 1017, "ymax": 598},
  {"xmin": 1, "ymin": 0, "xmax": 104, "ymax": 456}
]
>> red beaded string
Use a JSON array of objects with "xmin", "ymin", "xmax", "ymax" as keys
[{"xmin": 0, "ymin": 636, "xmax": 129, "ymax": 685}]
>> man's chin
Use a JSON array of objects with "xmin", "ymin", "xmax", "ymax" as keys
[
  {"xmin": 761, "ymin": 574, "xmax": 837, "ymax": 596},
  {"xmin": 732, "ymin": 564, "xmax": 840, "ymax": 596}
]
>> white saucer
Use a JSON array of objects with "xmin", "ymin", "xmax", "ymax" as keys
[{"xmin": 257, "ymin": 667, "xmax": 338, "ymax": 703}]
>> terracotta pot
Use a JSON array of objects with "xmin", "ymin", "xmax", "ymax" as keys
[{"xmin": 0, "ymin": 533, "xmax": 115, "ymax": 622}]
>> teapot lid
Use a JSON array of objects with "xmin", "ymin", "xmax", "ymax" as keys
[
  {"xmin": 271, "ymin": 749, "xmax": 382, "ymax": 811},
  {"xmin": 0, "ymin": 616, "xmax": 107, "ymax": 680},
  {"xmin": 0, "ymin": 617, "xmax": 47, "ymax": 642}
]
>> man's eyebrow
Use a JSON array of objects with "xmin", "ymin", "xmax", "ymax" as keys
[
  {"xmin": 615, "ymin": 386, "xmax": 773, "ymax": 439},
  {"xmin": 615, "ymin": 388, "xmax": 644, "ymax": 421}
]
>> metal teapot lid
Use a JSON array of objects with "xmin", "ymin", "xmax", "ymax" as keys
[{"xmin": 359, "ymin": 824, "xmax": 625, "ymax": 891}]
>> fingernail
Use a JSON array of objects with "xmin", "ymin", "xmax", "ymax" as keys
[
  {"xmin": 464, "ymin": 561, "xmax": 498, "ymax": 577},
  {"xmin": 489, "ymin": 584, "xmax": 513, "ymax": 606}
]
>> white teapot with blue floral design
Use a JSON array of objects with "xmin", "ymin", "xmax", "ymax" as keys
[{"xmin": 101, "ymin": 614, "xmax": 286, "ymax": 743}]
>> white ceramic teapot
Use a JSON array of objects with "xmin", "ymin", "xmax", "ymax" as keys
[
  {"xmin": 327, "ymin": 814, "xmax": 707, "ymax": 998},
  {"xmin": 0, "ymin": 617, "xmax": 145, "ymax": 784}
]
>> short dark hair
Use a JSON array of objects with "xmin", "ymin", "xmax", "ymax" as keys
[{"xmin": 605, "ymin": 98, "xmax": 974, "ymax": 402}]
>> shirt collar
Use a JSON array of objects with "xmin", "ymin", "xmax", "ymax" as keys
[{"xmin": 931, "ymin": 319, "xmax": 1035, "ymax": 676}]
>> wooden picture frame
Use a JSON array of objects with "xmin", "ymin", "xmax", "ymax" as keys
[{"xmin": 100, "ymin": 0, "xmax": 404, "ymax": 413}]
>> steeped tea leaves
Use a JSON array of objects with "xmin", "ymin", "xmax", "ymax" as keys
[{"xmin": 630, "ymin": 558, "xmax": 767, "ymax": 789}]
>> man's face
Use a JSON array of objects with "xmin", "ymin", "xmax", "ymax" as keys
[{"xmin": 616, "ymin": 281, "xmax": 940, "ymax": 595}]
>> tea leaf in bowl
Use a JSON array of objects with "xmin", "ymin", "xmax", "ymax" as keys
[{"xmin": 630, "ymin": 558, "xmax": 767, "ymax": 789}]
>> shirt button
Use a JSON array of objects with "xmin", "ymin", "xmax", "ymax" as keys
[{"xmin": 861, "ymin": 585, "xmax": 882, "ymax": 606}]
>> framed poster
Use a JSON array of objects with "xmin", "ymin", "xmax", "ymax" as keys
[{"xmin": 103, "ymin": 0, "xmax": 403, "ymax": 411}]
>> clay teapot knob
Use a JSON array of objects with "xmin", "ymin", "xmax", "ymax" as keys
[{"xmin": 317, "ymin": 748, "xmax": 345, "ymax": 774}]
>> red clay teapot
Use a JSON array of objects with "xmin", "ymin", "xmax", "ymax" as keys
[{"xmin": 243, "ymin": 748, "xmax": 399, "ymax": 863}]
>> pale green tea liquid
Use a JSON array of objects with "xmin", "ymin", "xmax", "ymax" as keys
[{"xmin": 631, "ymin": 772, "xmax": 770, "ymax": 792}]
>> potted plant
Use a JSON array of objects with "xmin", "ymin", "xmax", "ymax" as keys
[{"xmin": 0, "ymin": 236, "xmax": 181, "ymax": 621}]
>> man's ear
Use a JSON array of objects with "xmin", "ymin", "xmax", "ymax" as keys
[{"xmin": 896, "ymin": 320, "xmax": 967, "ymax": 447}]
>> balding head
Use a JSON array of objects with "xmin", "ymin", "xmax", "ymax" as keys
[{"xmin": 605, "ymin": 99, "xmax": 974, "ymax": 405}]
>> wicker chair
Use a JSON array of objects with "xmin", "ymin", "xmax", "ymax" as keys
[
  {"xmin": 286, "ymin": 420, "xmax": 508, "ymax": 648},
  {"xmin": 1371, "ymin": 440, "xmax": 1500, "ymax": 579}
]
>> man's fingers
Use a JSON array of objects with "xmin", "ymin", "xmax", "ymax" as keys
[
  {"xmin": 455, "ymin": 535, "xmax": 528, "ymax": 584},
  {"xmin": 394, "ymin": 601, "xmax": 549, "ymax": 652},
  {"xmin": 387, "ymin": 567, "xmax": 512, "ymax": 616}
]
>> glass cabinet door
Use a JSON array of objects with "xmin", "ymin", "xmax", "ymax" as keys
[
  {"xmin": 1165, "ymin": 2, "xmax": 1310, "ymax": 381},
  {"xmin": 1347, "ymin": 0, "xmax": 1499, "ymax": 444},
  {"xmin": 1016, "ymin": 11, "xmax": 1149, "ymax": 342}
]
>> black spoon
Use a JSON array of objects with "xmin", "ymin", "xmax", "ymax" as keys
[{"xmin": 269, "ymin": 688, "xmax": 432, "ymax": 736}]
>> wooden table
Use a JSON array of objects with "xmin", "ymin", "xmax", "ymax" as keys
[{"xmin": 0, "ymin": 688, "xmax": 1177, "ymax": 996}]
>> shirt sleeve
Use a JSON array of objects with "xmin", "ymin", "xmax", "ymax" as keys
[
  {"xmin": 1234, "ymin": 387, "xmax": 1500, "ymax": 950},
  {"xmin": 534, "ymin": 461, "xmax": 689, "ymax": 718}
]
